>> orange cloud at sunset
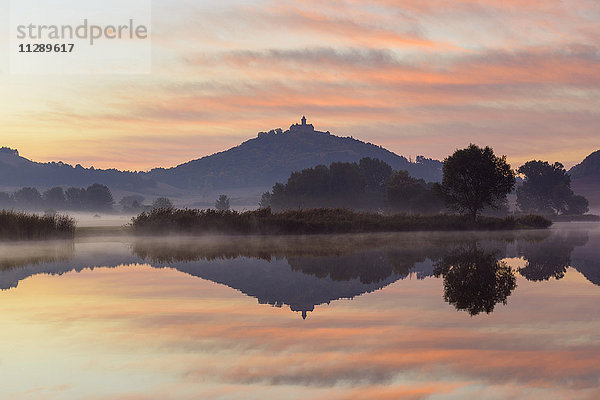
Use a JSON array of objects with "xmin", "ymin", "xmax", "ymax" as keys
[
  {"xmin": 0, "ymin": 0, "xmax": 598, "ymax": 170},
  {"xmin": 1, "ymin": 261, "xmax": 599, "ymax": 400}
]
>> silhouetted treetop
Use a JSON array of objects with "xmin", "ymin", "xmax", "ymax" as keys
[
  {"xmin": 517, "ymin": 160, "xmax": 588, "ymax": 215},
  {"xmin": 215, "ymin": 195, "xmax": 231, "ymax": 211},
  {"xmin": 386, "ymin": 170, "xmax": 444, "ymax": 214},
  {"xmin": 435, "ymin": 144, "xmax": 515, "ymax": 220}
]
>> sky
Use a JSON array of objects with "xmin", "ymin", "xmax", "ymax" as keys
[{"xmin": 0, "ymin": 0, "xmax": 599, "ymax": 171}]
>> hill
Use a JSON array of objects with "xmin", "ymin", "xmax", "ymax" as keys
[
  {"xmin": 569, "ymin": 150, "xmax": 600, "ymax": 179},
  {"xmin": 147, "ymin": 118, "xmax": 442, "ymax": 191},
  {"xmin": 0, "ymin": 120, "xmax": 442, "ymax": 200},
  {"xmin": 569, "ymin": 150, "xmax": 600, "ymax": 212},
  {"xmin": 0, "ymin": 147, "xmax": 156, "ymax": 192}
]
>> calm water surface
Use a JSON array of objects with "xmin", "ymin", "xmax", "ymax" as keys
[{"xmin": 0, "ymin": 223, "xmax": 599, "ymax": 399}]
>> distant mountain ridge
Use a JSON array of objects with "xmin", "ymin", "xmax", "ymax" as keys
[
  {"xmin": 0, "ymin": 147, "xmax": 155, "ymax": 191},
  {"xmin": 0, "ymin": 119, "xmax": 443, "ymax": 196},
  {"xmin": 569, "ymin": 150, "xmax": 600, "ymax": 179},
  {"xmin": 569, "ymin": 150, "xmax": 600, "ymax": 211}
]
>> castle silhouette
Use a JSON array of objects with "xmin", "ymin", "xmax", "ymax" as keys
[{"xmin": 258, "ymin": 116, "xmax": 330, "ymax": 138}]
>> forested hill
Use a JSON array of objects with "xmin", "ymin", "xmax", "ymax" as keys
[
  {"xmin": 147, "ymin": 124, "xmax": 443, "ymax": 190},
  {"xmin": 0, "ymin": 147, "xmax": 155, "ymax": 191}
]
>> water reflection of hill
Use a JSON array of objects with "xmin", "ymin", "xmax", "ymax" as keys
[
  {"xmin": 133, "ymin": 234, "xmax": 450, "ymax": 318},
  {"xmin": 0, "ymin": 228, "xmax": 598, "ymax": 317},
  {"xmin": 172, "ymin": 257, "xmax": 405, "ymax": 319},
  {"xmin": 570, "ymin": 228, "xmax": 600, "ymax": 285}
]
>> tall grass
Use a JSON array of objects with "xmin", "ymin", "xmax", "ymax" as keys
[
  {"xmin": 0, "ymin": 210, "xmax": 75, "ymax": 241},
  {"xmin": 131, "ymin": 207, "xmax": 551, "ymax": 236}
]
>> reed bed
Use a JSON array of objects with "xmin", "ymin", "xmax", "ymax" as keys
[{"xmin": 0, "ymin": 210, "xmax": 75, "ymax": 241}]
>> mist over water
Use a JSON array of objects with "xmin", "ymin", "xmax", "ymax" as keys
[
  {"xmin": 0, "ymin": 223, "xmax": 599, "ymax": 399},
  {"xmin": 68, "ymin": 212, "xmax": 135, "ymax": 227}
]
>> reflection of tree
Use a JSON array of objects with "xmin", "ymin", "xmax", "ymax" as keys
[
  {"xmin": 132, "ymin": 233, "xmax": 573, "ymax": 317},
  {"xmin": 517, "ymin": 231, "xmax": 589, "ymax": 281},
  {"xmin": 434, "ymin": 244, "xmax": 517, "ymax": 316},
  {"xmin": 133, "ymin": 234, "xmax": 456, "ymax": 287},
  {"xmin": 288, "ymin": 249, "xmax": 425, "ymax": 284},
  {"xmin": 133, "ymin": 232, "xmax": 542, "ymax": 288},
  {"xmin": 133, "ymin": 234, "xmax": 448, "ymax": 266},
  {"xmin": 133, "ymin": 235, "xmax": 442, "ymax": 319}
]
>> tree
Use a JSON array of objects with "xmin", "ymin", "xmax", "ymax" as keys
[
  {"xmin": 65, "ymin": 187, "xmax": 86, "ymax": 210},
  {"xmin": 215, "ymin": 195, "xmax": 230, "ymax": 211},
  {"xmin": 259, "ymin": 192, "xmax": 272, "ymax": 209},
  {"xmin": 386, "ymin": 171, "xmax": 443, "ymax": 214},
  {"xmin": 0, "ymin": 192, "xmax": 14, "ymax": 210},
  {"xmin": 282, "ymin": 164, "xmax": 332, "ymax": 208},
  {"xmin": 359, "ymin": 157, "xmax": 393, "ymax": 192},
  {"xmin": 84, "ymin": 184, "xmax": 114, "ymax": 211},
  {"xmin": 517, "ymin": 161, "xmax": 589, "ymax": 215},
  {"xmin": 152, "ymin": 197, "xmax": 173, "ymax": 210},
  {"xmin": 120, "ymin": 195, "xmax": 145, "ymax": 212},
  {"xmin": 268, "ymin": 162, "xmax": 371, "ymax": 210},
  {"xmin": 329, "ymin": 162, "xmax": 364, "ymax": 200},
  {"xmin": 566, "ymin": 195, "xmax": 589, "ymax": 215},
  {"xmin": 43, "ymin": 187, "xmax": 66, "ymax": 209},
  {"xmin": 435, "ymin": 144, "xmax": 515, "ymax": 220},
  {"xmin": 14, "ymin": 187, "xmax": 42, "ymax": 209},
  {"xmin": 270, "ymin": 183, "xmax": 287, "ymax": 211}
]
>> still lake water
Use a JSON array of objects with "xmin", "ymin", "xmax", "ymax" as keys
[{"xmin": 0, "ymin": 223, "xmax": 599, "ymax": 400}]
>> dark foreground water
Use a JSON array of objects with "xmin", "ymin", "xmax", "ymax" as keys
[{"xmin": 0, "ymin": 223, "xmax": 599, "ymax": 400}]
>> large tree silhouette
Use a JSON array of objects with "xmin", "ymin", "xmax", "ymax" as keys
[
  {"xmin": 435, "ymin": 144, "xmax": 515, "ymax": 220},
  {"xmin": 517, "ymin": 160, "xmax": 588, "ymax": 215}
]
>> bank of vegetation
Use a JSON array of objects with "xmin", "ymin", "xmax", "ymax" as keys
[
  {"xmin": 0, "ymin": 210, "xmax": 75, "ymax": 241},
  {"xmin": 131, "ymin": 208, "xmax": 551, "ymax": 236}
]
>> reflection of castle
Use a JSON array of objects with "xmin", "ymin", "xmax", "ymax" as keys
[{"xmin": 290, "ymin": 304, "xmax": 315, "ymax": 320}]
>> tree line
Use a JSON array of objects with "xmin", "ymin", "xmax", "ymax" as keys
[
  {"xmin": 0, "ymin": 184, "xmax": 181, "ymax": 214},
  {"xmin": 259, "ymin": 157, "xmax": 444, "ymax": 214},
  {"xmin": 260, "ymin": 144, "xmax": 589, "ymax": 218},
  {"xmin": 0, "ymin": 145, "xmax": 590, "ymax": 218},
  {"xmin": 0, "ymin": 184, "xmax": 115, "ymax": 212}
]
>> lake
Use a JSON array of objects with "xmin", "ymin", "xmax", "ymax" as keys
[{"xmin": 0, "ymin": 223, "xmax": 599, "ymax": 399}]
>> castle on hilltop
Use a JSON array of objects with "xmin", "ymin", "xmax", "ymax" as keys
[
  {"xmin": 0, "ymin": 147, "xmax": 19, "ymax": 157},
  {"xmin": 257, "ymin": 116, "xmax": 330, "ymax": 138},
  {"xmin": 289, "ymin": 116, "xmax": 315, "ymax": 133}
]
